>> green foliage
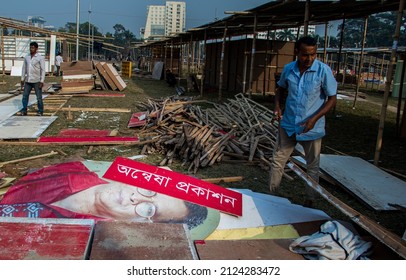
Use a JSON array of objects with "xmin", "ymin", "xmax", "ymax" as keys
[
  {"xmin": 276, "ymin": 29, "xmax": 296, "ymax": 41},
  {"xmin": 337, "ymin": 12, "xmax": 406, "ymax": 47}
]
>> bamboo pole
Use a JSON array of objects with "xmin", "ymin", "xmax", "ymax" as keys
[
  {"xmin": 303, "ymin": 0, "xmax": 310, "ymax": 36},
  {"xmin": 323, "ymin": 22, "xmax": 328, "ymax": 63},
  {"xmin": 200, "ymin": 29, "xmax": 207, "ymax": 97},
  {"xmin": 374, "ymin": 0, "xmax": 405, "ymax": 166},
  {"xmin": 219, "ymin": 25, "xmax": 227, "ymax": 100},
  {"xmin": 396, "ymin": 56, "xmax": 406, "ymax": 137},
  {"xmin": 0, "ymin": 151, "xmax": 59, "ymax": 167},
  {"xmin": 1, "ymin": 24, "xmax": 5, "ymax": 76},
  {"xmin": 170, "ymin": 40, "xmax": 174, "ymax": 72},
  {"xmin": 248, "ymin": 14, "xmax": 258, "ymax": 99},
  {"xmin": 353, "ymin": 16, "xmax": 369, "ymax": 109}
]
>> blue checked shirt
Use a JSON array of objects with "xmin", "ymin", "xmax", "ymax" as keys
[{"xmin": 277, "ymin": 59, "xmax": 337, "ymax": 141}]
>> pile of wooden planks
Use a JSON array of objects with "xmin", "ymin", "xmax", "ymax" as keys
[
  {"xmin": 135, "ymin": 93, "xmax": 278, "ymax": 173},
  {"xmin": 94, "ymin": 62, "xmax": 127, "ymax": 91},
  {"xmin": 60, "ymin": 61, "xmax": 95, "ymax": 94}
]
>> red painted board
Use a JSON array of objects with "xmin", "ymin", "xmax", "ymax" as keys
[
  {"xmin": 103, "ymin": 157, "xmax": 243, "ymax": 216},
  {"xmin": 128, "ymin": 111, "xmax": 148, "ymax": 128},
  {"xmin": 38, "ymin": 136, "xmax": 139, "ymax": 143},
  {"xmin": 58, "ymin": 129, "xmax": 111, "ymax": 137},
  {"xmin": 0, "ymin": 218, "xmax": 93, "ymax": 260}
]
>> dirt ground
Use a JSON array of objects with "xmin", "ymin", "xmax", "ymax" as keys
[{"xmin": 0, "ymin": 73, "xmax": 405, "ymax": 254}]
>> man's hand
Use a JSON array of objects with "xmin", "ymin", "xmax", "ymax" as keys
[
  {"xmin": 20, "ymin": 81, "xmax": 24, "ymax": 89},
  {"xmin": 300, "ymin": 117, "xmax": 317, "ymax": 133},
  {"xmin": 274, "ymin": 106, "xmax": 283, "ymax": 121},
  {"xmin": 39, "ymin": 82, "xmax": 44, "ymax": 89}
]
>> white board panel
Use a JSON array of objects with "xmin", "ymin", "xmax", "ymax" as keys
[
  {"xmin": 320, "ymin": 154, "xmax": 406, "ymax": 211},
  {"xmin": 0, "ymin": 116, "xmax": 58, "ymax": 139}
]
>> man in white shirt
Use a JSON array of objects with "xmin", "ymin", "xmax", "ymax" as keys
[
  {"xmin": 20, "ymin": 41, "xmax": 45, "ymax": 116},
  {"xmin": 55, "ymin": 52, "xmax": 63, "ymax": 76}
]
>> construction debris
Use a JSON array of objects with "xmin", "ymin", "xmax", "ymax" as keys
[{"xmin": 133, "ymin": 93, "xmax": 278, "ymax": 173}]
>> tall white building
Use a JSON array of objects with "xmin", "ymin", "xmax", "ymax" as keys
[
  {"xmin": 143, "ymin": 1, "xmax": 186, "ymax": 41},
  {"xmin": 164, "ymin": 1, "xmax": 186, "ymax": 36}
]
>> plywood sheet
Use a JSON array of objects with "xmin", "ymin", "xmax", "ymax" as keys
[
  {"xmin": 195, "ymin": 239, "xmax": 304, "ymax": 260},
  {"xmin": 0, "ymin": 94, "xmax": 11, "ymax": 102},
  {"xmin": 0, "ymin": 217, "xmax": 94, "ymax": 260},
  {"xmin": 152, "ymin": 61, "xmax": 164, "ymax": 80},
  {"xmin": 90, "ymin": 221, "xmax": 198, "ymax": 260},
  {"xmin": 320, "ymin": 155, "xmax": 406, "ymax": 211},
  {"xmin": 102, "ymin": 63, "xmax": 127, "ymax": 91},
  {"xmin": 0, "ymin": 116, "xmax": 58, "ymax": 139},
  {"xmin": 96, "ymin": 62, "xmax": 117, "ymax": 90},
  {"xmin": 0, "ymin": 94, "xmax": 48, "ymax": 123},
  {"xmin": 128, "ymin": 111, "xmax": 147, "ymax": 128}
]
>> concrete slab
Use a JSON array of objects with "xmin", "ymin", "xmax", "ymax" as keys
[{"xmin": 90, "ymin": 221, "xmax": 198, "ymax": 260}]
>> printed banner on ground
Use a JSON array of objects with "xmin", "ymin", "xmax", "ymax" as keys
[{"xmin": 103, "ymin": 157, "xmax": 242, "ymax": 216}]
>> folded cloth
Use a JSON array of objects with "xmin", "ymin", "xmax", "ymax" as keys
[{"xmin": 289, "ymin": 220, "xmax": 373, "ymax": 260}]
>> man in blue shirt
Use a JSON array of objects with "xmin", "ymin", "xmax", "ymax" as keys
[{"xmin": 270, "ymin": 36, "xmax": 337, "ymax": 206}]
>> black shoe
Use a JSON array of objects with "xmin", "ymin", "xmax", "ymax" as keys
[
  {"xmin": 18, "ymin": 111, "xmax": 27, "ymax": 116},
  {"xmin": 36, "ymin": 112, "xmax": 43, "ymax": 116}
]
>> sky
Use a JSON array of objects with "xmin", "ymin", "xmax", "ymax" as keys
[{"xmin": 1, "ymin": 0, "xmax": 273, "ymax": 37}]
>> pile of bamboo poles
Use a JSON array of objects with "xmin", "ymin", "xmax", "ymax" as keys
[{"xmin": 136, "ymin": 93, "xmax": 278, "ymax": 173}]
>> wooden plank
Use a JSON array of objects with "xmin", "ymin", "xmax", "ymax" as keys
[
  {"xmin": 202, "ymin": 176, "xmax": 244, "ymax": 184},
  {"xmin": 58, "ymin": 107, "xmax": 131, "ymax": 113},
  {"xmin": 57, "ymin": 129, "xmax": 111, "ymax": 137},
  {"xmin": 195, "ymin": 239, "xmax": 304, "ymax": 260},
  {"xmin": 0, "ymin": 138, "xmax": 158, "ymax": 146},
  {"xmin": 102, "ymin": 63, "xmax": 127, "ymax": 91},
  {"xmin": 96, "ymin": 62, "xmax": 117, "ymax": 90},
  {"xmin": 90, "ymin": 221, "xmax": 197, "ymax": 260},
  {"xmin": 0, "ymin": 151, "xmax": 58, "ymax": 167},
  {"xmin": 37, "ymin": 136, "xmax": 139, "ymax": 143},
  {"xmin": 0, "ymin": 217, "xmax": 94, "ymax": 260}
]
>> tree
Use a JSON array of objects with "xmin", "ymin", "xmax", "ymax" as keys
[
  {"xmin": 336, "ymin": 11, "xmax": 406, "ymax": 48},
  {"xmin": 112, "ymin": 24, "xmax": 136, "ymax": 58},
  {"xmin": 276, "ymin": 29, "xmax": 295, "ymax": 41}
]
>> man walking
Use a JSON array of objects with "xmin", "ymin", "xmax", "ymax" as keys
[
  {"xmin": 55, "ymin": 52, "xmax": 63, "ymax": 76},
  {"xmin": 20, "ymin": 41, "xmax": 45, "ymax": 116},
  {"xmin": 270, "ymin": 36, "xmax": 337, "ymax": 206}
]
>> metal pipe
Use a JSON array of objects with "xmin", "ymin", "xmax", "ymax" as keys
[{"xmin": 76, "ymin": 0, "xmax": 80, "ymax": 60}]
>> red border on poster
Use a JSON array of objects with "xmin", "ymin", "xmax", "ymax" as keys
[{"xmin": 102, "ymin": 157, "xmax": 243, "ymax": 216}]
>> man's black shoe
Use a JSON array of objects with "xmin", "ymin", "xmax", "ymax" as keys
[
  {"xmin": 18, "ymin": 111, "xmax": 27, "ymax": 116},
  {"xmin": 36, "ymin": 112, "xmax": 43, "ymax": 116}
]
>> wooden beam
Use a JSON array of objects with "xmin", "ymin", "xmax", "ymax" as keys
[
  {"xmin": 0, "ymin": 151, "xmax": 59, "ymax": 167},
  {"xmin": 202, "ymin": 176, "xmax": 244, "ymax": 184}
]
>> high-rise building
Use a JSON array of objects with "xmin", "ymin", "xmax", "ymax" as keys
[
  {"xmin": 143, "ymin": 1, "xmax": 186, "ymax": 41},
  {"xmin": 164, "ymin": 1, "xmax": 186, "ymax": 36}
]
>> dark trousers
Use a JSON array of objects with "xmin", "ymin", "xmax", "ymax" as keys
[{"xmin": 22, "ymin": 82, "xmax": 43, "ymax": 114}]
